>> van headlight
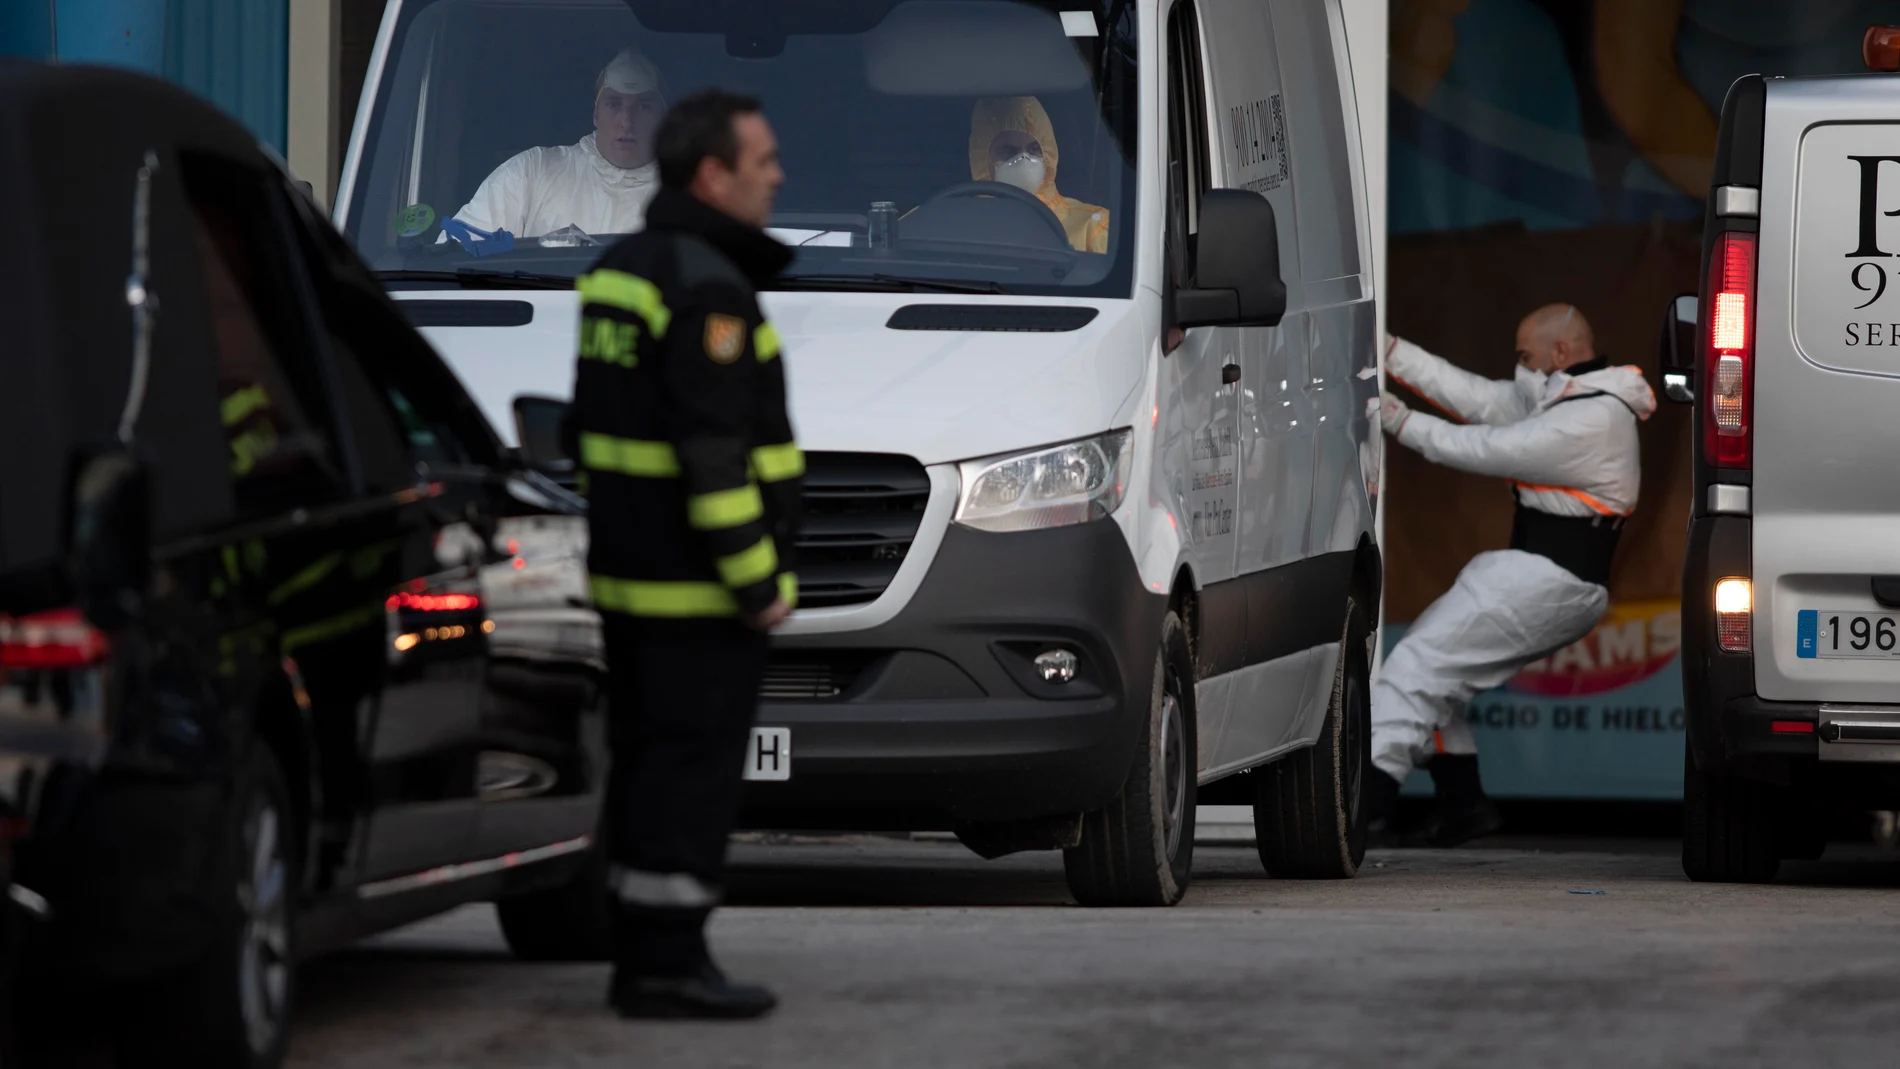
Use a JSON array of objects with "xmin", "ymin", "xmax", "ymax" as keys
[{"xmin": 953, "ymin": 430, "xmax": 1132, "ymax": 533}]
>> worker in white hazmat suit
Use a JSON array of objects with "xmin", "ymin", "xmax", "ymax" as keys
[
  {"xmin": 1369, "ymin": 305, "xmax": 1656, "ymax": 846},
  {"xmin": 446, "ymin": 48, "xmax": 664, "ymax": 242}
]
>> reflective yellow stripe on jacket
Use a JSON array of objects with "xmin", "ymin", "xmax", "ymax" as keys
[
  {"xmin": 751, "ymin": 442, "xmax": 804, "ymax": 483},
  {"xmin": 688, "ymin": 484, "xmax": 764, "ymax": 530},
  {"xmin": 577, "ymin": 269, "xmax": 671, "ymax": 339},
  {"xmin": 716, "ymin": 537, "xmax": 778, "ymax": 587},
  {"xmin": 590, "ymin": 572, "xmax": 800, "ymax": 618},
  {"xmin": 578, "ymin": 433, "xmax": 680, "ymax": 478},
  {"xmin": 590, "ymin": 576, "xmax": 737, "ymax": 617},
  {"xmin": 754, "ymin": 322, "xmax": 782, "ymax": 362},
  {"xmin": 584, "ymin": 433, "xmax": 803, "ymax": 489}
]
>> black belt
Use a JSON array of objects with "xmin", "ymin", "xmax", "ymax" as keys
[{"xmin": 1510, "ymin": 503, "xmax": 1623, "ymax": 585}]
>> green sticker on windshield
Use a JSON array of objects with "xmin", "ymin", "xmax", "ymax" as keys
[{"xmin": 394, "ymin": 203, "xmax": 437, "ymax": 239}]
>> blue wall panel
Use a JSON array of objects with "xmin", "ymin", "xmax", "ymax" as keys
[
  {"xmin": 0, "ymin": 1, "xmax": 288, "ymax": 155},
  {"xmin": 164, "ymin": 0, "xmax": 288, "ymax": 153},
  {"xmin": 0, "ymin": 1, "xmax": 56, "ymax": 58},
  {"xmin": 52, "ymin": 0, "xmax": 167, "ymax": 71}
]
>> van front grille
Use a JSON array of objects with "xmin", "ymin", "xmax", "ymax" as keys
[{"xmin": 795, "ymin": 453, "xmax": 930, "ymax": 609}]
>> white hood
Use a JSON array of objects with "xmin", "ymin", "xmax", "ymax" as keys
[
  {"xmin": 764, "ymin": 293, "xmax": 1145, "ymax": 464},
  {"xmin": 1544, "ymin": 363, "xmax": 1658, "ymax": 420},
  {"xmin": 403, "ymin": 291, "xmax": 1147, "ymax": 465}
]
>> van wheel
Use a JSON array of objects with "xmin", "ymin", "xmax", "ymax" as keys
[
  {"xmin": 1253, "ymin": 600, "xmax": 1371, "ymax": 879},
  {"xmin": 1064, "ymin": 611, "xmax": 1197, "ymax": 907},
  {"xmin": 1681, "ymin": 738, "xmax": 1781, "ymax": 883},
  {"xmin": 497, "ymin": 846, "xmax": 612, "ymax": 961},
  {"xmin": 121, "ymin": 745, "xmax": 295, "ymax": 1069}
]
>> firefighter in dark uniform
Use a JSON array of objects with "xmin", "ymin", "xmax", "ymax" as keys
[{"xmin": 568, "ymin": 89, "xmax": 796, "ymax": 1020}]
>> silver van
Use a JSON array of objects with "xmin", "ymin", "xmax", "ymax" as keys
[{"xmin": 1667, "ymin": 40, "xmax": 1900, "ymax": 881}]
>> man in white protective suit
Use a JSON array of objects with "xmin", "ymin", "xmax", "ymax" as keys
[
  {"xmin": 1369, "ymin": 305, "xmax": 1656, "ymax": 846},
  {"xmin": 446, "ymin": 48, "xmax": 664, "ymax": 241}
]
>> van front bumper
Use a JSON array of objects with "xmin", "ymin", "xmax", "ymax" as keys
[{"xmin": 741, "ymin": 519, "xmax": 1166, "ymax": 828}]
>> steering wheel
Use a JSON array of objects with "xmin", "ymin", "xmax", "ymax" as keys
[{"xmin": 913, "ymin": 181, "xmax": 1073, "ymax": 250}]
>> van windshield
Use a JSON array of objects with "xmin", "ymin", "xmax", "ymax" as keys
[{"xmin": 343, "ymin": 0, "xmax": 1139, "ymax": 298}]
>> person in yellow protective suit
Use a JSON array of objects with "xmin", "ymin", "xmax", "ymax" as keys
[{"xmin": 968, "ymin": 96, "xmax": 1110, "ymax": 254}]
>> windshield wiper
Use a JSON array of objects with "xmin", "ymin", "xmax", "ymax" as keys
[
  {"xmin": 773, "ymin": 273, "xmax": 1003, "ymax": 295},
  {"xmin": 375, "ymin": 269, "xmax": 575, "ymax": 290}
]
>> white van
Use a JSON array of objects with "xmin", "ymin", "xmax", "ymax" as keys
[
  {"xmin": 1666, "ymin": 43, "xmax": 1900, "ymax": 883},
  {"xmin": 338, "ymin": 0, "xmax": 1382, "ymax": 905}
]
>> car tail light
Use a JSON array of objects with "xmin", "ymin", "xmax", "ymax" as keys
[
  {"xmin": 1865, "ymin": 25, "xmax": 1900, "ymax": 72},
  {"xmin": 1714, "ymin": 578, "xmax": 1751, "ymax": 652},
  {"xmin": 0, "ymin": 609, "xmax": 110, "ymax": 670},
  {"xmin": 1705, "ymin": 232, "xmax": 1757, "ymax": 468},
  {"xmin": 385, "ymin": 592, "xmax": 482, "ymax": 613}
]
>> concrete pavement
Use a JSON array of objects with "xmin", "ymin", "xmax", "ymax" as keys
[{"xmin": 284, "ymin": 836, "xmax": 1900, "ymax": 1068}]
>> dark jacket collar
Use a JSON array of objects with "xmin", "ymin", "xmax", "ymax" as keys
[
  {"xmin": 1564, "ymin": 356, "xmax": 1610, "ymax": 377},
  {"xmin": 644, "ymin": 187, "xmax": 793, "ymax": 286}
]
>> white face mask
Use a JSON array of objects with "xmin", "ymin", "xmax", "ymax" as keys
[
  {"xmin": 992, "ymin": 154, "xmax": 1045, "ymax": 195},
  {"xmin": 1515, "ymin": 362, "xmax": 1550, "ymax": 406}
]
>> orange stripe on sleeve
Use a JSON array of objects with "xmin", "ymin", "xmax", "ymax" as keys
[{"xmin": 1386, "ymin": 371, "xmax": 1466, "ymax": 424}]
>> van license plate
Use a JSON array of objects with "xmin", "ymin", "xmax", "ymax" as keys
[
  {"xmin": 1798, "ymin": 610, "xmax": 1900, "ymax": 659},
  {"xmin": 743, "ymin": 727, "xmax": 791, "ymax": 781}
]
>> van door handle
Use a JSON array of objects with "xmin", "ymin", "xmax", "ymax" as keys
[{"xmin": 1222, "ymin": 363, "xmax": 1242, "ymax": 385}]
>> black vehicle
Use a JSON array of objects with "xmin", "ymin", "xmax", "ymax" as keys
[{"xmin": 0, "ymin": 61, "xmax": 609, "ymax": 1067}]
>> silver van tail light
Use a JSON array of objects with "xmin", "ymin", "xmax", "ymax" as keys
[
  {"xmin": 1706, "ymin": 231, "xmax": 1757, "ymax": 468},
  {"xmin": 1714, "ymin": 577, "xmax": 1752, "ymax": 652}
]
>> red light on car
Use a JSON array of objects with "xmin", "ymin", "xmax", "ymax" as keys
[
  {"xmin": 385, "ymin": 592, "xmax": 483, "ymax": 614},
  {"xmin": 0, "ymin": 609, "xmax": 109, "ymax": 670},
  {"xmin": 1770, "ymin": 720, "xmax": 1815, "ymax": 735},
  {"xmin": 1705, "ymin": 232, "xmax": 1757, "ymax": 468},
  {"xmin": 1865, "ymin": 25, "xmax": 1900, "ymax": 71}
]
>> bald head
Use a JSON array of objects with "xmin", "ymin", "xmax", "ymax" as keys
[{"xmin": 1514, "ymin": 303, "xmax": 1595, "ymax": 373}]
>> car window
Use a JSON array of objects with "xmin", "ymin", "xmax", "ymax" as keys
[
  {"xmin": 327, "ymin": 331, "xmax": 421, "ymax": 494},
  {"xmin": 284, "ymin": 189, "xmax": 500, "ymax": 491},
  {"xmin": 180, "ymin": 154, "xmax": 348, "ymax": 518},
  {"xmin": 321, "ymin": 282, "xmax": 488, "ymax": 492}
]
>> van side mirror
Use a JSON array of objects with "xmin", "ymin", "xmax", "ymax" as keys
[
  {"xmin": 1175, "ymin": 190, "xmax": 1288, "ymax": 329},
  {"xmin": 66, "ymin": 446, "xmax": 151, "ymax": 630},
  {"xmin": 512, "ymin": 395, "xmax": 574, "ymax": 474},
  {"xmin": 1661, "ymin": 293, "xmax": 1697, "ymax": 404}
]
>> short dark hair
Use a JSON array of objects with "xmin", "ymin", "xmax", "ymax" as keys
[{"xmin": 656, "ymin": 89, "xmax": 763, "ymax": 189}]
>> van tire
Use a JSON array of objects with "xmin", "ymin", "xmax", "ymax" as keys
[
  {"xmin": 1064, "ymin": 611, "xmax": 1197, "ymax": 907},
  {"xmin": 1252, "ymin": 600, "xmax": 1371, "ymax": 879},
  {"xmin": 497, "ymin": 847, "xmax": 612, "ymax": 961},
  {"xmin": 1681, "ymin": 739, "xmax": 1780, "ymax": 883},
  {"xmin": 119, "ymin": 744, "xmax": 296, "ymax": 1069}
]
